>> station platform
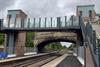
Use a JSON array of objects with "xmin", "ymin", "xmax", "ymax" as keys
[
  {"xmin": 7, "ymin": 52, "xmax": 37, "ymax": 58},
  {"xmin": 42, "ymin": 54, "xmax": 82, "ymax": 67},
  {"xmin": 0, "ymin": 52, "xmax": 47, "ymax": 63}
]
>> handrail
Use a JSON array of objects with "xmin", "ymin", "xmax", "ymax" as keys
[
  {"xmin": 86, "ymin": 36, "xmax": 97, "ymax": 67},
  {"xmin": 79, "ymin": 16, "xmax": 97, "ymax": 67},
  {"xmin": 78, "ymin": 16, "xmax": 86, "ymax": 42}
]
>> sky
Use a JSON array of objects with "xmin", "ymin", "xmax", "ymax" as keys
[
  {"xmin": 0, "ymin": 0, "xmax": 100, "ymax": 18},
  {"xmin": 0, "ymin": 0, "xmax": 99, "ymax": 47}
]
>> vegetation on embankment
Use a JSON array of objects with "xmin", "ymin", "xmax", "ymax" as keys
[
  {"xmin": 43, "ymin": 42, "xmax": 67, "ymax": 52},
  {"xmin": 67, "ymin": 44, "xmax": 79, "ymax": 50},
  {"xmin": 97, "ymin": 38, "xmax": 100, "ymax": 46},
  {"xmin": 43, "ymin": 42, "xmax": 78, "ymax": 53},
  {"xmin": 25, "ymin": 32, "xmax": 35, "ymax": 47},
  {"xmin": 0, "ymin": 33, "xmax": 4, "ymax": 45}
]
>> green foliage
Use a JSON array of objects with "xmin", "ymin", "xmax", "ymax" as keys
[
  {"xmin": 97, "ymin": 38, "xmax": 100, "ymax": 47},
  {"xmin": 0, "ymin": 33, "xmax": 4, "ymax": 45},
  {"xmin": 25, "ymin": 32, "xmax": 34, "ymax": 47},
  {"xmin": 96, "ymin": 18, "xmax": 100, "ymax": 22},
  {"xmin": 44, "ymin": 42, "xmax": 67, "ymax": 52},
  {"xmin": 68, "ymin": 44, "xmax": 78, "ymax": 50}
]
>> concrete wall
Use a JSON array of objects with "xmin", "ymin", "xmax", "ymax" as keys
[
  {"xmin": 78, "ymin": 47, "xmax": 84, "ymax": 60},
  {"xmin": 73, "ymin": 46, "xmax": 84, "ymax": 66}
]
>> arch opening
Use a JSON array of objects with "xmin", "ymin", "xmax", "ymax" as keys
[{"xmin": 36, "ymin": 38, "xmax": 79, "ymax": 53}]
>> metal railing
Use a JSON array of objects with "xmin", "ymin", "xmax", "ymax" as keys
[
  {"xmin": 0, "ymin": 16, "xmax": 80, "ymax": 31},
  {"xmin": 96, "ymin": 33, "xmax": 100, "ymax": 67},
  {"xmin": 79, "ymin": 16, "xmax": 98, "ymax": 67}
]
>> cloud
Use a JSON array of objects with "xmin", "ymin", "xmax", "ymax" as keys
[
  {"xmin": 0, "ymin": 0, "xmax": 15, "ymax": 10},
  {"xmin": 0, "ymin": 0, "xmax": 100, "ymax": 18},
  {"xmin": 0, "ymin": 0, "xmax": 15, "ymax": 18}
]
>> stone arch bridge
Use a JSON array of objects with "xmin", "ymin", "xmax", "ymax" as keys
[{"xmin": 34, "ymin": 32, "xmax": 83, "ymax": 53}]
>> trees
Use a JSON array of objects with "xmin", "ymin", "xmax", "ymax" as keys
[
  {"xmin": 44, "ymin": 42, "xmax": 66, "ymax": 52},
  {"xmin": 96, "ymin": 18, "xmax": 100, "ymax": 24},
  {"xmin": 25, "ymin": 32, "xmax": 34, "ymax": 47},
  {"xmin": 0, "ymin": 33, "xmax": 4, "ymax": 45},
  {"xmin": 97, "ymin": 38, "xmax": 100, "ymax": 47},
  {"xmin": 68, "ymin": 44, "xmax": 78, "ymax": 50},
  {"xmin": 97, "ymin": 18, "xmax": 100, "ymax": 22}
]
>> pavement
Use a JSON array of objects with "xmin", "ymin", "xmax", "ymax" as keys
[{"xmin": 56, "ymin": 55, "xmax": 82, "ymax": 67}]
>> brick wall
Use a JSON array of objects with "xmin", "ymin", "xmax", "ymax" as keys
[{"xmin": 15, "ymin": 32, "xmax": 26, "ymax": 57}]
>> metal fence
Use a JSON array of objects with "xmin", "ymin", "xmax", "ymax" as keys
[{"xmin": 1, "ymin": 16, "xmax": 80, "ymax": 30}]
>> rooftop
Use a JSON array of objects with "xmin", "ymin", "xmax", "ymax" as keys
[
  {"xmin": 77, "ymin": 5, "xmax": 95, "ymax": 7},
  {"xmin": 8, "ymin": 9, "xmax": 27, "ymax": 16}
]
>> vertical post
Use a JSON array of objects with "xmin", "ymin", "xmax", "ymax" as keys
[
  {"xmin": 14, "ymin": 15, "xmax": 17, "ymax": 28},
  {"xmin": 8, "ymin": 15, "xmax": 11, "ymax": 28},
  {"xmin": 93, "ymin": 31, "xmax": 96, "ymax": 54},
  {"xmin": 28, "ymin": 18, "xmax": 30, "ymax": 28},
  {"xmin": 45, "ymin": 17, "xmax": 47, "ymax": 28},
  {"xmin": 39, "ymin": 17, "xmax": 41, "ymax": 28},
  {"xmin": 33, "ymin": 18, "xmax": 35, "ymax": 28},
  {"xmin": 0, "ymin": 19, "xmax": 3, "ymax": 28},
  {"xmin": 79, "ymin": 16, "xmax": 81, "ymax": 28},
  {"xmin": 57, "ymin": 17, "xmax": 61, "ymax": 28},
  {"xmin": 65, "ymin": 16, "xmax": 67, "ymax": 27},
  {"xmin": 72, "ymin": 16, "xmax": 73, "ymax": 26},
  {"xmin": 51, "ymin": 17, "xmax": 52, "ymax": 28}
]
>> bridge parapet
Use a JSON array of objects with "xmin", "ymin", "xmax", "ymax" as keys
[{"xmin": 0, "ymin": 10, "xmax": 80, "ymax": 31}]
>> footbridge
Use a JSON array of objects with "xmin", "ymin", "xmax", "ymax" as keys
[{"xmin": 0, "ymin": 10, "xmax": 99, "ymax": 67}]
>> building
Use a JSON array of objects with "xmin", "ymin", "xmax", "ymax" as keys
[{"xmin": 76, "ymin": 5, "xmax": 96, "ymax": 23}]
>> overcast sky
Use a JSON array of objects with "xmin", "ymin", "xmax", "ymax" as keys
[{"xmin": 0, "ymin": 0, "xmax": 99, "ymax": 18}]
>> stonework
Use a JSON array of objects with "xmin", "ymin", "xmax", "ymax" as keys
[
  {"xmin": 34, "ymin": 32, "xmax": 79, "ymax": 46},
  {"xmin": 15, "ymin": 32, "xmax": 26, "ymax": 57}
]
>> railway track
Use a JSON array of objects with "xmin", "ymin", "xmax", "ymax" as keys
[{"xmin": 0, "ymin": 52, "xmax": 61, "ymax": 67}]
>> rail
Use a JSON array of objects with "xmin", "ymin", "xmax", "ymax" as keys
[{"xmin": 0, "ymin": 52, "xmax": 61, "ymax": 67}]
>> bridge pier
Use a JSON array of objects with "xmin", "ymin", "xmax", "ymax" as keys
[
  {"xmin": 15, "ymin": 32, "xmax": 26, "ymax": 57},
  {"xmin": 4, "ymin": 32, "xmax": 26, "ymax": 57}
]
